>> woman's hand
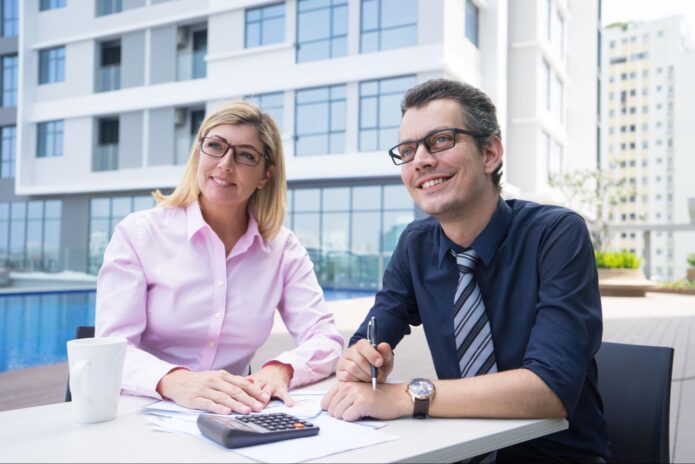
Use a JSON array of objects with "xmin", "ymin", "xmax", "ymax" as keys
[
  {"xmin": 156, "ymin": 368, "xmax": 271, "ymax": 415},
  {"xmin": 247, "ymin": 361, "xmax": 295, "ymax": 406}
]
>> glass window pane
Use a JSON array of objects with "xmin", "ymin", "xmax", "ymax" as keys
[
  {"xmin": 361, "ymin": 0, "xmax": 379, "ymax": 31},
  {"xmin": 382, "ymin": 210, "xmax": 413, "ymax": 253},
  {"xmin": 111, "ymin": 197, "xmax": 131, "ymax": 220},
  {"xmin": 360, "ymin": 96, "xmax": 378, "ymax": 128},
  {"xmin": 296, "ymin": 135, "xmax": 327, "ymax": 156},
  {"xmin": 380, "ymin": 75, "xmax": 415, "ymax": 93},
  {"xmin": 331, "ymin": 37, "xmax": 347, "ymax": 57},
  {"xmin": 383, "ymin": 184, "xmax": 413, "ymax": 209},
  {"xmin": 27, "ymin": 201, "xmax": 43, "ymax": 219},
  {"xmin": 377, "ymin": 94, "xmax": 403, "ymax": 127},
  {"xmin": 297, "ymin": 103, "xmax": 329, "ymax": 134},
  {"xmin": 297, "ymin": 87, "xmax": 329, "ymax": 103},
  {"xmin": 353, "ymin": 186, "xmax": 381, "ymax": 210},
  {"xmin": 333, "ymin": 5, "xmax": 348, "ymax": 35},
  {"xmin": 286, "ymin": 189, "xmax": 293, "ymax": 213},
  {"xmin": 298, "ymin": 9, "xmax": 330, "ymax": 42},
  {"xmin": 361, "ymin": 32, "xmax": 379, "ymax": 53},
  {"xmin": 294, "ymin": 188, "xmax": 320, "ymax": 212},
  {"xmin": 293, "ymin": 212, "xmax": 320, "ymax": 250},
  {"xmin": 322, "ymin": 187, "xmax": 350, "ymax": 211},
  {"xmin": 380, "ymin": 0, "xmax": 416, "ymax": 28},
  {"xmin": 331, "ymin": 101, "xmax": 346, "ymax": 130},
  {"xmin": 322, "ymin": 212, "xmax": 349, "ymax": 250},
  {"xmin": 262, "ymin": 17, "xmax": 285, "ymax": 44},
  {"xmin": 359, "ymin": 129, "xmax": 377, "ymax": 151},
  {"xmin": 351, "ymin": 211, "xmax": 380, "ymax": 254},
  {"xmin": 245, "ymin": 23, "xmax": 260, "ymax": 47},
  {"xmin": 380, "ymin": 25, "xmax": 416, "ymax": 50},
  {"xmin": 44, "ymin": 200, "xmax": 61, "ymax": 219},
  {"xmin": 90, "ymin": 198, "xmax": 110, "ymax": 217},
  {"xmin": 298, "ymin": 41, "xmax": 330, "ymax": 62},
  {"xmin": 133, "ymin": 195, "xmax": 153, "ymax": 211},
  {"xmin": 329, "ymin": 132, "xmax": 345, "ymax": 152},
  {"xmin": 378, "ymin": 127, "xmax": 398, "ymax": 150}
]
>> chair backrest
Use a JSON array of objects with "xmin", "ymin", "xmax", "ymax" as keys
[
  {"xmin": 65, "ymin": 325, "xmax": 96, "ymax": 402},
  {"xmin": 595, "ymin": 341, "xmax": 674, "ymax": 464}
]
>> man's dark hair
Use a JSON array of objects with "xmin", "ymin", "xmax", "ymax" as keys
[{"xmin": 401, "ymin": 78, "xmax": 503, "ymax": 192}]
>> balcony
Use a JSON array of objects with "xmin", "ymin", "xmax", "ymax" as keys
[
  {"xmin": 95, "ymin": 65, "xmax": 121, "ymax": 93},
  {"xmin": 93, "ymin": 144, "xmax": 118, "ymax": 171},
  {"xmin": 176, "ymin": 50, "xmax": 206, "ymax": 81}
]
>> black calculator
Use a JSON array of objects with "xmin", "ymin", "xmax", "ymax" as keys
[{"xmin": 197, "ymin": 412, "xmax": 320, "ymax": 449}]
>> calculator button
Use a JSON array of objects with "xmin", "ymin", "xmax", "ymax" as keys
[{"xmin": 292, "ymin": 423, "xmax": 306, "ymax": 429}]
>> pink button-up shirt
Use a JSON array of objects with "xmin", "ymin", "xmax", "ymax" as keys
[{"xmin": 95, "ymin": 202, "xmax": 344, "ymax": 399}]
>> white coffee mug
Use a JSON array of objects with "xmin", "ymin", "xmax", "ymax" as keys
[{"xmin": 67, "ymin": 336, "xmax": 127, "ymax": 423}]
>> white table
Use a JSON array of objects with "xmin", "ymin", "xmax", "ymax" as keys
[{"xmin": 0, "ymin": 388, "xmax": 567, "ymax": 463}]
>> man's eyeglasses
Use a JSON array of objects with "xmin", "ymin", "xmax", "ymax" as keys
[
  {"xmin": 387, "ymin": 128, "xmax": 489, "ymax": 165},
  {"xmin": 199, "ymin": 137, "xmax": 267, "ymax": 167}
]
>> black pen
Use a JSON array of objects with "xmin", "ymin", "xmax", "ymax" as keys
[{"xmin": 367, "ymin": 316, "xmax": 378, "ymax": 391}]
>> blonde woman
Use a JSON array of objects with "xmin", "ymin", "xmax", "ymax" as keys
[{"xmin": 96, "ymin": 101, "xmax": 344, "ymax": 415}]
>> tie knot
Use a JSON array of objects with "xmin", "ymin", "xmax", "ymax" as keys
[{"xmin": 451, "ymin": 248, "xmax": 479, "ymax": 274}]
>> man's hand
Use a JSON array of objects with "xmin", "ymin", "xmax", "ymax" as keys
[
  {"xmin": 246, "ymin": 361, "xmax": 295, "ymax": 406},
  {"xmin": 156, "ymin": 368, "xmax": 270, "ymax": 415},
  {"xmin": 321, "ymin": 381, "xmax": 412, "ymax": 421},
  {"xmin": 336, "ymin": 339, "xmax": 394, "ymax": 383}
]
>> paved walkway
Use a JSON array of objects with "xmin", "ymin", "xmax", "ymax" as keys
[{"xmin": 1, "ymin": 292, "xmax": 693, "ymax": 461}]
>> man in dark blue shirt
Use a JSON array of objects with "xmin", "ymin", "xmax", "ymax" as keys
[{"xmin": 321, "ymin": 79, "xmax": 609, "ymax": 462}]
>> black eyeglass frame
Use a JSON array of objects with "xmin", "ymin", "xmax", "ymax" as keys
[
  {"xmin": 387, "ymin": 128, "xmax": 490, "ymax": 165},
  {"xmin": 198, "ymin": 136, "xmax": 269, "ymax": 167}
]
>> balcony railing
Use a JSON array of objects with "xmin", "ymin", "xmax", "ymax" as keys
[
  {"xmin": 176, "ymin": 51, "xmax": 206, "ymax": 81},
  {"xmin": 93, "ymin": 144, "xmax": 119, "ymax": 171},
  {"xmin": 95, "ymin": 65, "xmax": 121, "ymax": 92}
]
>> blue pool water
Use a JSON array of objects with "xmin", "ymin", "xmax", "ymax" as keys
[{"xmin": 0, "ymin": 288, "xmax": 374, "ymax": 372}]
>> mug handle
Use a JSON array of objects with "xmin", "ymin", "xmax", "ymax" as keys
[{"xmin": 70, "ymin": 360, "xmax": 92, "ymax": 402}]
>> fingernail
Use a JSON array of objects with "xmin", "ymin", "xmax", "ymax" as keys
[
  {"xmin": 375, "ymin": 359, "xmax": 382, "ymax": 367},
  {"xmin": 262, "ymin": 392, "xmax": 270, "ymax": 400},
  {"xmin": 255, "ymin": 402, "xmax": 264, "ymax": 409}
]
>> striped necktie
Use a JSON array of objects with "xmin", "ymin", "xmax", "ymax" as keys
[{"xmin": 451, "ymin": 248, "xmax": 498, "ymax": 378}]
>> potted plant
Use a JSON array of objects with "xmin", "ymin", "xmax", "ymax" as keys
[
  {"xmin": 595, "ymin": 250, "xmax": 656, "ymax": 297},
  {"xmin": 688, "ymin": 253, "xmax": 695, "ymax": 282}
]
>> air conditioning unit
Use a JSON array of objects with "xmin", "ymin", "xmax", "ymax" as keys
[
  {"xmin": 175, "ymin": 108, "xmax": 187, "ymax": 126},
  {"xmin": 176, "ymin": 27, "xmax": 189, "ymax": 49}
]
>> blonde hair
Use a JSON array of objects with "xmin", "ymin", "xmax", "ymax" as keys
[{"xmin": 153, "ymin": 101, "xmax": 286, "ymax": 240}]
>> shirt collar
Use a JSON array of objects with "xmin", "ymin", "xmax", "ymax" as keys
[
  {"xmin": 436, "ymin": 197, "xmax": 512, "ymax": 267},
  {"xmin": 185, "ymin": 202, "xmax": 268, "ymax": 254}
]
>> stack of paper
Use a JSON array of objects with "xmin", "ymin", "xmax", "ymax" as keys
[{"xmin": 141, "ymin": 390, "xmax": 398, "ymax": 462}]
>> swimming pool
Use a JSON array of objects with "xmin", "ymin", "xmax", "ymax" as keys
[{"xmin": 0, "ymin": 288, "xmax": 374, "ymax": 372}]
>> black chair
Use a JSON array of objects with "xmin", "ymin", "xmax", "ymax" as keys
[
  {"xmin": 596, "ymin": 341, "xmax": 674, "ymax": 463},
  {"xmin": 65, "ymin": 325, "xmax": 96, "ymax": 402}
]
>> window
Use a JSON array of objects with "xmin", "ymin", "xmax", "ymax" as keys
[
  {"xmin": 297, "ymin": 0, "xmax": 347, "ymax": 62},
  {"xmin": 542, "ymin": 0, "xmax": 551, "ymax": 41},
  {"xmin": 556, "ymin": 10, "xmax": 564, "ymax": 57},
  {"xmin": 94, "ymin": 118, "xmax": 119, "ymax": 171},
  {"xmin": 36, "ymin": 121, "xmax": 64, "ymax": 158},
  {"xmin": 245, "ymin": 2, "xmax": 285, "ymax": 48},
  {"xmin": 96, "ymin": 0, "xmax": 122, "ymax": 16},
  {"xmin": 295, "ymin": 84, "xmax": 346, "ymax": 156},
  {"xmin": 88, "ymin": 195, "xmax": 154, "ymax": 274},
  {"xmin": 245, "ymin": 91, "xmax": 284, "ymax": 131},
  {"xmin": 39, "ymin": 0, "xmax": 66, "ymax": 11},
  {"xmin": 286, "ymin": 184, "xmax": 414, "ymax": 289},
  {"xmin": 192, "ymin": 29, "xmax": 207, "ymax": 79},
  {"xmin": 361, "ymin": 0, "xmax": 417, "ymax": 53},
  {"xmin": 1, "ymin": 54, "xmax": 17, "ymax": 107},
  {"xmin": 176, "ymin": 25, "xmax": 207, "ymax": 81},
  {"xmin": 465, "ymin": 0, "xmax": 479, "ymax": 47},
  {"xmin": 0, "ymin": 125, "xmax": 15, "ymax": 178},
  {"xmin": 0, "ymin": 200, "xmax": 63, "ymax": 271},
  {"xmin": 1, "ymin": 0, "xmax": 17, "ymax": 37},
  {"xmin": 96, "ymin": 40, "xmax": 121, "ymax": 92},
  {"xmin": 38, "ymin": 47, "xmax": 65, "ymax": 85},
  {"xmin": 359, "ymin": 75, "xmax": 416, "ymax": 151}
]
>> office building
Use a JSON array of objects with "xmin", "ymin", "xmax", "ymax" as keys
[
  {"xmin": 602, "ymin": 16, "xmax": 695, "ymax": 281},
  {"xmin": 4, "ymin": 0, "xmax": 598, "ymax": 290}
]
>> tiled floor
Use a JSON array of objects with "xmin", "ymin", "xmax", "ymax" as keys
[{"xmin": 1, "ymin": 292, "xmax": 693, "ymax": 461}]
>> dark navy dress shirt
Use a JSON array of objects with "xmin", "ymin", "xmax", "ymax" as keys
[{"xmin": 350, "ymin": 198, "xmax": 609, "ymax": 461}]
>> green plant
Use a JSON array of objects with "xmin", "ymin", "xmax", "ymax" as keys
[
  {"xmin": 595, "ymin": 250, "xmax": 641, "ymax": 269},
  {"xmin": 661, "ymin": 279, "xmax": 695, "ymax": 289},
  {"xmin": 688, "ymin": 253, "xmax": 695, "ymax": 268}
]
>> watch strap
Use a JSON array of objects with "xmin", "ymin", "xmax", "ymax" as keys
[{"xmin": 412, "ymin": 397, "xmax": 430, "ymax": 419}]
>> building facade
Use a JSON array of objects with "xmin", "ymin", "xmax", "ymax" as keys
[
  {"xmin": 4, "ymin": 0, "xmax": 598, "ymax": 290},
  {"xmin": 602, "ymin": 17, "xmax": 695, "ymax": 281}
]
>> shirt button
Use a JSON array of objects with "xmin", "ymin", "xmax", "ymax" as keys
[
  {"xmin": 209, "ymin": 341, "xmax": 216, "ymax": 348},
  {"xmin": 217, "ymin": 280, "xmax": 224, "ymax": 287},
  {"xmin": 214, "ymin": 312, "xmax": 222, "ymax": 320}
]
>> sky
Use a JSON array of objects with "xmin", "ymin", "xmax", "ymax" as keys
[{"xmin": 602, "ymin": 0, "xmax": 695, "ymax": 29}]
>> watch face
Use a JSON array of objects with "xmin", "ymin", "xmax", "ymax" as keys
[{"xmin": 409, "ymin": 378, "xmax": 434, "ymax": 399}]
